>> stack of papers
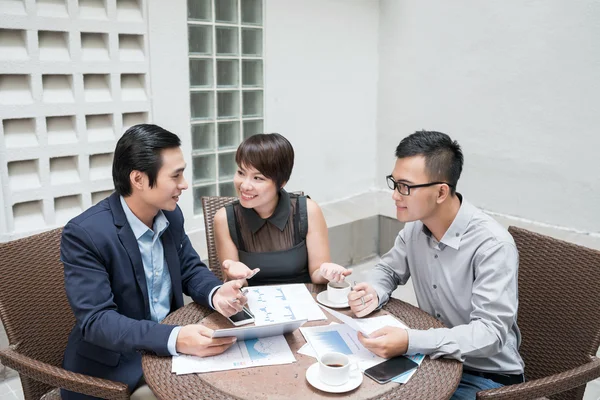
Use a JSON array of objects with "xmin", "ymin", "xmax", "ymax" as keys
[
  {"xmin": 299, "ymin": 306, "xmax": 424, "ymax": 384},
  {"xmin": 171, "ymin": 284, "xmax": 325, "ymax": 375},
  {"xmin": 170, "ymin": 284, "xmax": 423, "ymax": 381},
  {"xmin": 172, "ymin": 335, "xmax": 296, "ymax": 375},
  {"xmin": 300, "ymin": 323, "xmax": 385, "ymax": 370}
]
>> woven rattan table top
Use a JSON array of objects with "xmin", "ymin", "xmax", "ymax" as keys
[{"xmin": 142, "ymin": 284, "xmax": 462, "ymax": 399}]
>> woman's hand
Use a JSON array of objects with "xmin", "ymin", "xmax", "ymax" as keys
[
  {"xmin": 319, "ymin": 262, "xmax": 352, "ymax": 282},
  {"xmin": 222, "ymin": 260, "xmax": 260, "ymax": 280}
]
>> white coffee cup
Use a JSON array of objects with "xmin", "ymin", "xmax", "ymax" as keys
[
  {"xmin": 327, "ymin": 281, "xmax": 351, "ymax": 304},
  {"xmin": 318, "ymin": 352, "xmax": 359, "ymax": 386}
]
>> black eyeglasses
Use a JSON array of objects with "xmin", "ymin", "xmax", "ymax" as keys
[{"xmin": 386, "ymin": 175, "xmax": 454, "ymax": 196}]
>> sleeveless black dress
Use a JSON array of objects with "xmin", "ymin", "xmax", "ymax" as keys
[{"xmin": 225, "ymin": 189, "xmax": 310, "ymax": 286}]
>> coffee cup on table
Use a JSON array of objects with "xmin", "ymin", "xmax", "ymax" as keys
[
  {"xmin": 327, "ymin": 280, "xmax": 351, "ymax": 304},
  {"xmin": 318, "ymin": 352, "xmax": 359, "ymax": 386}
]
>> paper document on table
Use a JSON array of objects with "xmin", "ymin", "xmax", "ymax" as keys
[
  {"xmin": 298, "ymin": 343, "xmax": 317, "ymax": 358},
  {"xmin": 391, "ymin": 354, "xmax": 425, "ymax": 384},
  {"xmin": 246, "ymin": 284, "xmax": 327, "ymax": 325},
  {"xmin": 319, "ymin": 305, "xmax": 409, "ymax": 337},
  {"xmin": 298, "ymin": 322, "xmax": 339, "ymax": 358},
  {"xmin": 171, "ymin": 335, "xmax": 296, "ymax": 375},
  {"xmin": 299, "ymin": 323, "xmax": 386, "ymax": 371}
]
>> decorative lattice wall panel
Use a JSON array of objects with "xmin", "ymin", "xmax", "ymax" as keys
[{"xmin": 0, "ymin": 0, "xmax": 151, "ymax": 241}]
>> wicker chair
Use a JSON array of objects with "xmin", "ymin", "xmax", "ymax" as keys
[
  {"xmin": 201, "ymin": 196, "xmax": 238, "ymax": 281},
  {"xmin": 477, "ymin": 226, "xmax": 600, "ymax": 400},
  {"xmin": 0, "ymin": 228, "xmax": 129, "ymax": 400}
]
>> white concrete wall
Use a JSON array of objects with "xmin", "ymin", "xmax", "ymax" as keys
[
  {"xmin": 147, "ymin": 0, "xmax": 379, "ymax": 234},
  {"xmin": 376, "ymin": 0, "xmax": 600, "ymax": 236},
  {"xmin": 264, "ymin": 0, "xmax": 379, "ymax": 204},
  {"xmin": 146, "ymin": 0, "xmax": 194, "ymax": 222},
  {"xmin": 145, "ymin": 0, "xmax": 379, "ymax": 245}
]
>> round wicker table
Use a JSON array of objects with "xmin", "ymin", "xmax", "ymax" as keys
[{"xmin": 142, "ymin": 284, "xmax": 462, "ymax": 399}]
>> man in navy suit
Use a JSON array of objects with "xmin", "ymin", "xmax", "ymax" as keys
[{"xmin": 61, "ymin": 124, "xmax": 247, "ymax": 399}]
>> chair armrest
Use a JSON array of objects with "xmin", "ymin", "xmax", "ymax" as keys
[
  {"xmin": 0, "ymin": 347, "xmax": 129, "ymax": 400},
  {"xmin": 476, "ymin": 356, "xmax": 600, "ymax": 400}
]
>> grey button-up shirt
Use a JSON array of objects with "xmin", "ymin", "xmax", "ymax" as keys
[{"xmin": 370, "ymin": 195, "xmax": 525, "ymax": 374}]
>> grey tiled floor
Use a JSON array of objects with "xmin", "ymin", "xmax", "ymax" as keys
[
  {"xmin": 0, "ymin": 376, "xmax": 22, "ymax": 400},
  {"xmin": 2, "ymin": 258, "xmax": 599, "ymax": 400}
]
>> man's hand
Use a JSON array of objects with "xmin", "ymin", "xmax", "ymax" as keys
[
  {"xmin": 319, "ymin": 262, "xmax": 352, "ymax": 282},
  {"xmin": 175, "ymin": 324, "xmax": 237, "ymax": 357},
  {"xmin": 358, "ymin": 326, "xmax": 408, "ymax": 359},
  {"xmin": 348, "ymin": 282, "xmax": 379, "ymax": 317},
  {"xmin": 222, "ymin": 260, "xmax": 260, "ymax": 280},
  {"xmin": 213, "ymin": 279, "xmax": 247, "ymax": 317}
]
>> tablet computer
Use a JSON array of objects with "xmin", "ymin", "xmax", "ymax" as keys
[{"xmin": 211, "ymin": 319, "xmax": 308, "ymax": 341}]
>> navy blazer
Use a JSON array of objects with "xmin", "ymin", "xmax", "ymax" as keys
[{"xmin": 60, "ymin": 192, "xmax": 222, "ymax": 399}]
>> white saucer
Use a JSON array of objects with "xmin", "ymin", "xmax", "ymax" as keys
[
  {"xmin": 305, "ymin": 362, "xmax": 363, "ymax": 393},
  {"xmin": 316, "ymin": 291, "xmax": 349, "ymax": 309}
]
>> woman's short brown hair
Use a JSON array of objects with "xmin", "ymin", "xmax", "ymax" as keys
[{"xmin": 235, "ymin": 133, "xmax": 294, "ymax": 188}]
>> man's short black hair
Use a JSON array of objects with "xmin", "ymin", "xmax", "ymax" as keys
[
  {"xmin": 395, "ymin": 130, "xmax": 463, "ymax": 195},
  {"xmin": 112, "ymin": 124, "xmax": 181, "ymax": 196}
]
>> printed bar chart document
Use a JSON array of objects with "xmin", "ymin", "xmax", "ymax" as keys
[{"xmin": 246, "ymin": 284, "xmax": 327, "ymax": 325}]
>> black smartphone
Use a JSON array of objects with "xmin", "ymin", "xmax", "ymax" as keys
[{"xmin": 364, "ymin": 356, "xmax": 419, "ymax": 384}]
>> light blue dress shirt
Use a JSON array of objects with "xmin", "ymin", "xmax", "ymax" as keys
[{"xmin": 120, "ymin": 196, "xmax": 181, "ymax": 355}]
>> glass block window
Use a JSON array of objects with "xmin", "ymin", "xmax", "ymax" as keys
[{"xmin": 187, "ymin": 0, "xmax": 264, "ymax": 215}]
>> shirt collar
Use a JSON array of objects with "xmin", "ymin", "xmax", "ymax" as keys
[
  {"xmin": 240, "ymin": 189, "xmax": 291, "ymax": 234},
  {"xmin": 119, "ymin": 195, "xmax": 169, "ymax": 240},
  {"xmin": 440, "ymin": 193, "xmax": 475, "ymax": 250},
  {"xmin": 421, "ymin": 193, "xmax": 474, "ymax": 250}
]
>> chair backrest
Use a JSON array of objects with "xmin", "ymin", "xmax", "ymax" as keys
[
  {"xmin": 201, "ymin": 196, "xmax": 238, "ymax": 280},
  {"xmin": 0, "ymin": 227, "xmax": 75, "ymax": 399},
  {"xmin": 509, "ymin": 226, "xmax": 600, "ymax": 400}
]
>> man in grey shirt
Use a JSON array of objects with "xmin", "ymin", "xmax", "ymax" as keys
[{"xmin": 349, "ymin": 131, "xmax": 524, "ymax": 399}]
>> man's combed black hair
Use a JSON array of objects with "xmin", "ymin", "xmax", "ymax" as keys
[{"xmin": 112, "ymin": 124, "xmax": 181, "ymax": 196}]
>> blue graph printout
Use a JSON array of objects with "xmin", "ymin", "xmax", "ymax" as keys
[
  {"xmin": 171, "ymin": 335, "xmax": 296, "ymax": 374},
  {"xmin": 300, "ymin": 323, "xmax": 386, "ymax": 370},
  {"xmin": 244, "ymin": 338, "xmax": 280, "ymax": 361},
  {"xmin": 309, "ymin": 331, "xmax": 353, "ymax": 355}
]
